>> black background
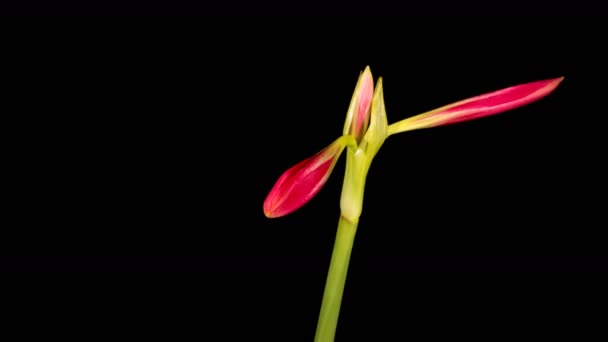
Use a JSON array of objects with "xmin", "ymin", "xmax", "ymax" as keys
[{"xmin": 2, "ymin": 15, "xmax": 607, "ymax": 340}]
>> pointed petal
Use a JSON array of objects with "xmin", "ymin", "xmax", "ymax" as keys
[
  {"xmin": 263, "ymin": 135, "xmax": 354, "ymax": 218},
  {"xmin": 342, "ymin": 71, "xmax": 361, "ymax": 136},
  {"xmin": 343, "ymin": 66, "xmax": 374, "ymax": 141},
  {"xmin": 388, "ymin": 77, "xmax": 564, "ymax": 135},
  {"xmin": 359, "ymin": 77, "xmax": 388, "ymax": 159},
  {"xmin": 352, "ymin": 66, "xmax": 374, "ymax": 140}
]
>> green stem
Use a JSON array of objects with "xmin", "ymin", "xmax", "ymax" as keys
[{"xmin": 314, "ymin": 215, "xmax": 358, "ymax": 342}]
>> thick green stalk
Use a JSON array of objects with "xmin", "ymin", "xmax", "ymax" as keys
[
  {"xmin": 314, "ymin": 214, "xmax": 358, "ymax": 342},
  {"xmin": 315, "ymin": 148, "xmax": 368, "ymax": 342}
]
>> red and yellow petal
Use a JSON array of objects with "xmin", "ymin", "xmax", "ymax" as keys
[
  {"xmin": 388, "ymin": 77, "xmax": 564, "ymax": 135},
  {"xmin": 343, "ymin": 66, "xmax": 374, "ymax": 142},
  {"xmin": 263, "ymin": 136, "xmax": 353, "ymax": 218}
]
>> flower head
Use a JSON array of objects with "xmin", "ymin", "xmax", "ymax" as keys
[{"xmin": 264, "ymin": 68, "xmax": 563, "ymax": 218}]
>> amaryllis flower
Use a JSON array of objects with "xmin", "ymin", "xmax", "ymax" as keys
[
  {"xmin": 264, "ymin": 67, "xmax": 563, "ymax": 342},
  {"xmin": 264, "ymin": 67, "xmax": 563, "ymax": 219}
]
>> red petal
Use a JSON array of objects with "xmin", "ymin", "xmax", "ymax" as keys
[
  {"xmin": 352, "ymin": 67, "xmax": 374, "ymax": 139},
  {"xmin": 389, "ymin": 77, "xmax": 564, "ymax": 134},
  {"xmin": 263, "ymin": 139, "xmax": 346, "ymax": 218}
]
